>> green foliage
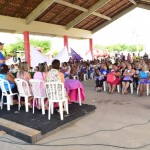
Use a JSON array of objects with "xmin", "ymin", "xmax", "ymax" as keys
[
  {"xmin": 4, "ymin": 38, "xmax": 52, "ymax": 55},
  {"xmin": 94, "ymin": 43, "xmax": 144, "ymax": 52},
  {"xmin": 10, "ymin": 38, "xmax": 24, "ymax": 53},
  {"xmin": 94, "ymin": 44, "xmax": 105, "ymax": 50},
  {"xmin": 30, "ymin": 39, "xmax": 51, "ymax": 54},
  {"xmin": 3, "ymin": 45, "xmax": 12, "ymax": 56},
  {"xmin": 52, "ymin": 50, "xmax": 59, "ymax": 57}
]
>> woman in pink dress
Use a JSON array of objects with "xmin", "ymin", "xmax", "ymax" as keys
[
  {"xmin": 33, "ymin": 63, "xmax": 48, "ymax": 109},
  {"xmin": 107, "ymin": 64, "xmax": 121, "ymax": 94},
  {"xmin": 33, "ymin": 63, "xmax": 47, "ymax": 81}
]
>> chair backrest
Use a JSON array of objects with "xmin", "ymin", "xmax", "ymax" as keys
[
  {"xmin": 0, "ymin": 79, "xmax": 13, "ymax": 95},
  {"xmin": 45, "ymin": 82, "xmax": 65, "ymax": 101},
  {"xmin": 29, "ymin": 79, "xmax": 46, "ymax": 98},
  {"xmin": 14, "ymin": 78, "xmax": 32, "ymax": 96}
]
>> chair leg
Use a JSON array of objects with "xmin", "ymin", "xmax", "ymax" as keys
[
  {"xmin": 59, "ymin": 102, "xmax": 63, "ymax": 120},
  {"xmin": 78, "ymin": 88, "xmax": 82, "ymax": 106},
  {"xmin": 7, "ymin": 96, "xmax": 11, "ymax": 111},
  {"xmin": 51, "ymin": 102, "xmax": 54, "ymax": 114},
  {"xmin": 25, "ymin": 97, "xmax": 29, "ymax": 112},
  {"xmin": 130, "ymin": 83, "xmax": 133, "ymax": 94},
  {"xmin": 32, "ymin": 98, "xmax": 35, "ymax": 114},
  {"xmin": 146, "ymin": 84, "xmax": 149, "ymax": 96},
  {"xmin": 41, "ymin": 98, "xmax": 45, "ymax": 115},
  {"xmin": 103, "ymin": 81, "xmax": 106, "ymax": 92},
  {"xmin": 64, "ymin": 100, "xmax": 69, "ymax": 114},
  {"xmin": 48, "ymin": 102, "xmax": 51, "ymax": 120},
  {"xmin": 1, "ymin": 95, "xmax": 3, "ymax": 109},
  {"xmin": 137, "ymin": 85, "xmax": 139, "ymax": 95},
  {"xmin": 18, "ymin": 96, "xmax": 21, "ymax": 110},
  {"xmin": 117, "ymin": 85, "xmax": 120, "ymax": 93}
]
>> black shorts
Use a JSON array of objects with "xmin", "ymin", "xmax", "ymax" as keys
[{"xmin": 122, "ymin": 80, "xmax": 132, "ymax": 83}]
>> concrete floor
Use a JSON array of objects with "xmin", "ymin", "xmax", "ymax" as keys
[{"xmin": 1, "ymin": 80, "xmax": 150, "ymax": 150}]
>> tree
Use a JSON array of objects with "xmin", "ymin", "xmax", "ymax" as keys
[
  {"xmin": 4, "ymin": 38, "xmax": 52, "ymax": 56},
  {"xmin": 105, "ymin": 43, "xmax": 144, "ymax": 52},
  {"xmin": 52, "ymin": 50, "xmax": 59, "ymax": 57}
]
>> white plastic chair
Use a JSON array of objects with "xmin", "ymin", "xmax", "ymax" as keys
[
  {"xmin": 45, "ymin": 82, "xmax": 69, "ymax": 120},
  {"xmin": 14, "ymin": 78, "xmax": 33, "ymax": 112},
  {"xmin": 90, "ymin": 72, "xmax": 94, "ymax": 79},
  {"xmin": 83, "ymin": 73, "xmax": 88, "ymax": 81},
  {"xmin": 121, "ymin": 82, "xmax": 134, "ymax": 94},
  {"xmin": 29, "ymin": 79, "xmax": 46, "ymax": 114},
  {"xmin": 73, "ymin": 75, "xmax": 79, "ymax": 80},
  {"xmin": 0, "ymin": 79, "xmax": 18, "ymax": 111}
]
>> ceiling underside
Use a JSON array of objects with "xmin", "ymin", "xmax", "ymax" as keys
[{"xmin": 0, "ymin": 0, "xmax": 150, "ymax": 37}]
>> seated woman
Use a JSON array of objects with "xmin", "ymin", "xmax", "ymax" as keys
[
  {"xmin": 87, "ymin": 63, "xmax": 94, "ymax": 79},
  {"xmin": 138, "ymin": 64, "xmax": 150, "ymax": 96},
  {"xmin": 133, "ymin": 62, "xmax": 141, "ymax": 89},
  {"xmin": 94, "ymin": 69, "xmax": 101, "ymax": 91},
  {"xmin": 0, "ymin": 64, "xmax": 18, "ymax": 103},
  {"xmin": 122, "ymin": 64, "xmax": 135, "ymax": 94},
  {"xmin": 95, "ymin": 65, "xmax": 109, "ymax": 91},
  {"xmin": 33, "ymin": 63, "xmax": 48, "ymax": 109},
  {"xmin": 107, "ymin": 64, "xmax": 121, "ymax": 94},
  {"xmin": 61, "ymin": 62, "xmax": 71, "ymax": 78},
  {"xmin": 34, "ymin": 63, "xmax": 47, "ymax": 81},
  {"xmin": 17, "ymin": 62, "xmax": 33, "ymax": 106},
  {"xmin": 46, "ymin": 59, "xmax": 69, "ymax": 110},
  {"xmin": 78, "ymin": 63, "xmax": 87, "ymax": 81}
]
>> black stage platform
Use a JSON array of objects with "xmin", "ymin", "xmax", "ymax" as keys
[{"xmin": 0, "ymin": 103, "xmax": 96, "ymax": 143}]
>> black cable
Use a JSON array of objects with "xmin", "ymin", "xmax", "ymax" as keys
[
  {"xmin": 39, "ymin": 119, "xmax": 150, "ymax": 144},
  {"xmin": 0, "ymin": 120, "xmax": 150, "ymax": 149},
  {"xmin": 1, "ymin": 138, "xmax": 150, "ymax": 149}
]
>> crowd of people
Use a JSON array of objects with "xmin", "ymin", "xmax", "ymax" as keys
[{"xmin": 0, "ymin": 41, "xmax": 150, "ymax": 111}]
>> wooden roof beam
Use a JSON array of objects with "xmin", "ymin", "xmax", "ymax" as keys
[
  {"xmin": 26, "ymin": 0, "xmax": 56, "ymax": 24},
  {"xmin": 56, "ymin": 0, "xmax": 111, "ymax": 21},
  {"xmin": 128, "ymin": 0, "xmax": 137, "ymax": 5},
  {"xmin": 66, "ymin": 0, "xmax": 112, "ymax": 30},
  {"xmin": 141, "ymin": 0, "xmax": 150, "ymax": 3}
]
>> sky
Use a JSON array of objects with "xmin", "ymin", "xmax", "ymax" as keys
[
  {"xmin": 92, "ymin": 7, "xmax": 150, "ymax": 48},
  {"xmin": 0, "ymin": 7, "xmax": 150, "ymax": 57}
]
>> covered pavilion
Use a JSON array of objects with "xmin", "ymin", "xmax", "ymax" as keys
[{"xmin": 0, "ymin": 0, "xmax": 150, "ymax": 65}]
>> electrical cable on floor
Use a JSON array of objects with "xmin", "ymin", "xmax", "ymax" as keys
[{"xmin": 1, "ymin": 119, "xmax": 150, "ymax": 149}]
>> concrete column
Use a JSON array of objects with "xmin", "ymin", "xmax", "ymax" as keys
[
  {"xmin": 64, "ymin": 35, "xmax": 69, "ymax": 52},
  {"xmin": 89, "ymin": 38, "xmax": 94, "ymax": 60},
  {"xmin": 23, "ymin": 31, "xmax": 30, "ymax": 66}
]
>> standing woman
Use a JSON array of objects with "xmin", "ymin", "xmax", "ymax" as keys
[{"xmin": 0, "ymin": 42, "xmax": 11, "ymax": 67}]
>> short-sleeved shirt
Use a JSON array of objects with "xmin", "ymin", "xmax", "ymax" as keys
[{"xmin": 0, "ymin": 51, "xmax": 5, "ymax": 67}]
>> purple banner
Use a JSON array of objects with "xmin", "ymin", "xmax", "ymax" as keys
[{"xmin": 71, "ymin": 48, "xmax": 83, "ymax": 61}]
